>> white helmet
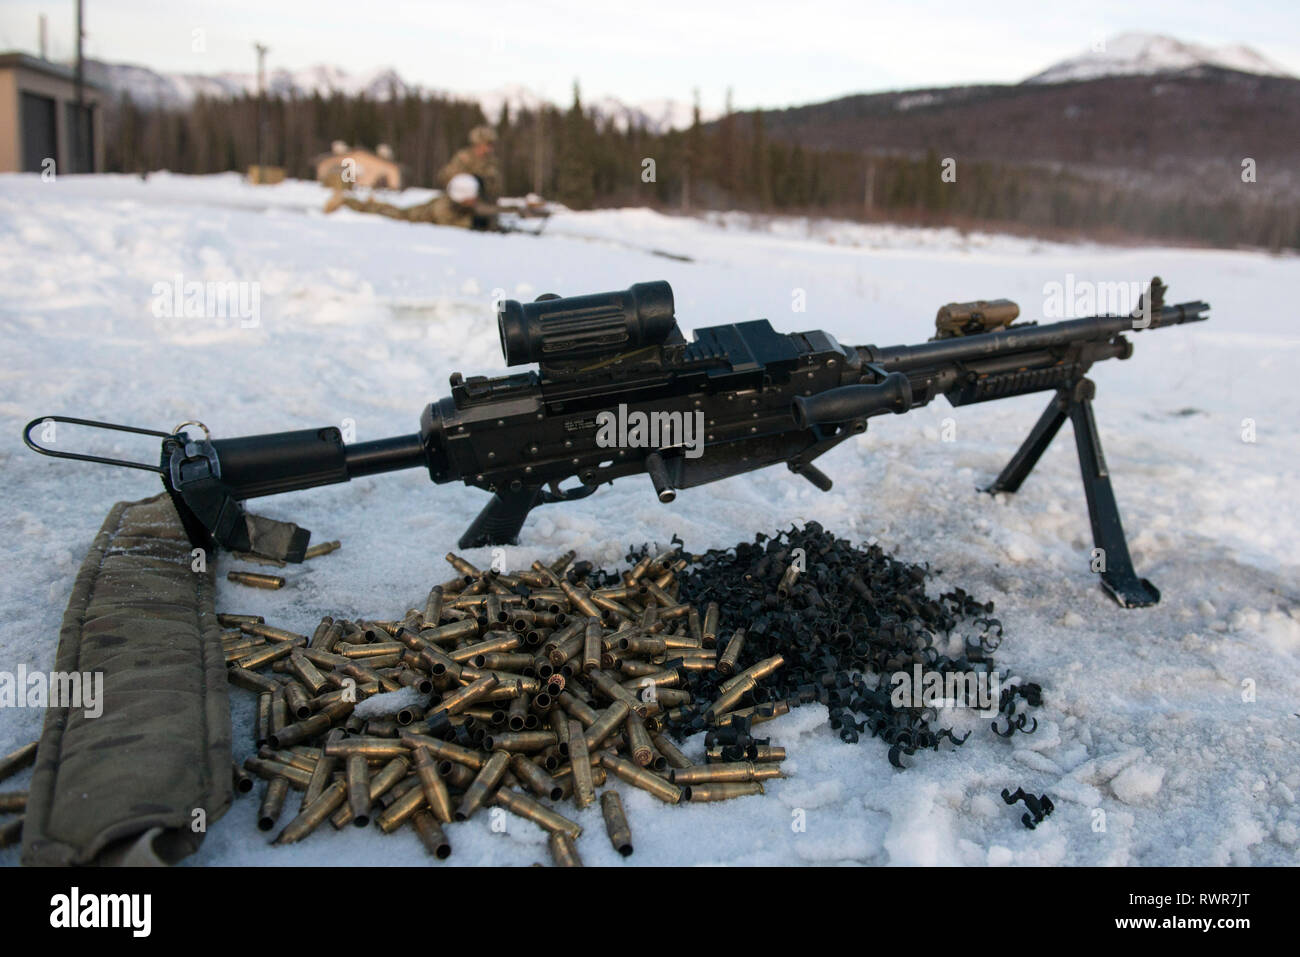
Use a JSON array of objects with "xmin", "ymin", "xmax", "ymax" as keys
[{"xmin": 447, "ymin": 173, "xmax": 480, "ymax": 205}]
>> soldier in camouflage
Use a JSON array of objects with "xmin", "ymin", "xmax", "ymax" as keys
[{"xmin": 324, "ymin": 126, "xmax": 501, "ymax": 229}]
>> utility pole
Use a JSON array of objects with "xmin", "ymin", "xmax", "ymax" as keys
[
  {"xmin": 74, "ymin": 0, "xmax": 85, "ymax": 171},
  {"xmin": 533, "ymin": 106, "xmax": 544, "ymax": 195},
  {"xmin": 254, "ymin": 42, "xmax": 269, "ymax": 176},
  {"xmin": 38, "ymin": 14, "xmax": 48, "ymax": 59},
  {"xmin": 864, "ymin": 158, "xmax": 874, "ymax": 218}
]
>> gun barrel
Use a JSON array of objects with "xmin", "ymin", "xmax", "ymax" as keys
[{"xmin": 866, "ymin": 302, "xmax": 1208, "ymax": 373}]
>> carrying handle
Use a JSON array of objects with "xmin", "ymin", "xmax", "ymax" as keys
[{"xmin": 22, "ymin": 415, "xmax": 172, "ymax": 474}]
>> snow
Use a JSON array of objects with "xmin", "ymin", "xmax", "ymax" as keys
[
  {"xmin": 1026, "ymin": 32, "xmax": 1294, "ymax": 84},
  {"xmin": 1, "ymin": 172, "xmax": 1299, "ymax": 866}
]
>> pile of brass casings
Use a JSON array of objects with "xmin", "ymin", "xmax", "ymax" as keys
[{"xmin": 223, "ymin": 547, "xmax": 789, "ymax": 865}]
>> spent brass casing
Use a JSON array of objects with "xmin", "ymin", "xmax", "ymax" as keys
[
  {"xmin": 706, "ymin": 674, "xmax": 757, "ymax": 719},
  {"xmin": 223, "ymin": 641, "xmax": 262, "ymax": 663},
  {"xmin": 228, "ymin": 570, "xmax": 285, "ymax": 590},
  {"xmin": 670, "ymin": 762, "xmax": 761, "ymax": 785},
  {"xmin": 233, "ymin": 642, "xmax": 295, "ymax": 674},
  {"xmin": 333, "ymin": 755, "xmax": 412, "ymax": 828},
  {"xmin": 377, "ymin": 783, "xmax": 428, "ymax": 834},
  {"xmin": 275, "ymin": 779, "xmax": 347, "ymax": 844},
  {"xmin": 411, "ymin": 809, "xmax": 452, "ymax": 859},
  {"xmin": 548, "ymin": 632, "xmax": 585, "ymax": 668},
  {"xmin": 0, "ymin": 791, "xmax": 28, "ymax": 814},
  {"xmin": 482, "ymin": 731, "xmax": 556, "ymax": 753},
  {"xmin": 0, "ymin": 741, "xmax": 38, "ymax": 785},
  {"xmin": 283, "ymin": 682, "xmax": 312, "ymax": 720},
  {"xmin": 302, "ymin": 730, "xmax": 342, "ymax": 809},
  {"xmin": 559, "ymin": 581, "xmax": 602, "ymax": 620},
  {"xmin": 626, "ymin": 555, "xmax": 653, "ymax": 583},
  {"xmin": 718, "ymin": 628, "xmax": 746, "ymax": 676},
  {"xmin": 339, "ymin": 641, "xmax": 407, "ymax": 660},
  {"xmin": 399, "ymin": 732, "xmax": 485, "ymax": 770},
  {"xmin": 243, "ymin": 756, "xmax": 312, "ymax": 790},
  {"xmin": 493, "ymin": 787, "xmax": 582, "ymax": 839},
  {"xmin": 508, "ymin": 753, "xmax": 563, "ymax": 801},
  {"xmin": 619, "ymin": 661, "xmax": 660, "ymax": 680},
  {"xmin": 599, "ymin": 752, "xmax": 682, "ymax": 804},
  {"xmin": 422, "ymin": 584, "xmax": 445, "ymax": 626},
  {"xmin": 287, "ymin": 652, "xmax": 330, "ymax": 695},
  {"xmin": 218, "ymin": 612, "xmax": 264, "ymax": 627},
  {"xmin": 600, "ymin": 790, "xmax": 633, "ymax": 857},
  {"xmin": 258, "ymin": 746, "xmax": 316, "ymax": 774},
  {"xmin": 589, "ymin": 670, "xmax": 646, "ymax": 716},
  {"xmin": 232, "ymin": 762, "xmax": 254, "ymax": 795},
  {"xmin": 776, "ymin": 562, "xmax": 800, "ymax": 597},
  {"xmin": 309, "ymin": 618, "xmax": 334, "ymax": 645},
  {"xmin": 444, "ymin": 552, "xmax": 481, "ymax": 578},
  {"xmin": 548, "ymin": 831, "xmax": 582, "ymax": 867},
  {"xmin": 323, "ymin": 736, "xmax": 409, "ymax": 759},
  {"xmin": 663, "ymin": 633, "xmax": 703, "ymax": 650},
  {"xmin": 584, "ymin": 700, "xmax": 632, "ymax": 752},
  {"xmin": 428, "ymin": 673, "xmax": 499, "ymax": 718},
  {"xmin": 303, "ymin": 540, "xmax": 341, "ymax": 559},
  {"xmin": 558, "ymin": 690, "xmax": 600, "ymax": 728},
  {"xmin": 454, "ymin": 750, "xmax": 510, "ymax": 821},
  {"xmin": 479, "ymin": 652, "xmax": 535, "ymax": 672},
  {"xmin": 621, "ymin": 669, "xmax": 680, "ymax": 690},
  {"xmin": 625, "ymin": 712, "xmax": 655, "ymax": 766},
  {"xmin": 650, "ymin": 688, "xmax": 692, "ymax": 708},
  {"xmin": 687, "ymin": 606, "xmax": 702, "ymax": 642},
  {"xmin": 257, "ymin": 776, "xmax": 290, "ymax": 832},
  {"xmin": 451, "ymin": 633, "xmax": 522, "ymax": 663},
  {"xmin": 684, "ymin": 781, "xmax": 765, "ymax": 802},
  {"xmin": 619, "ymin": 635, "xmax": 667, "ymax": 656},
  {"xmin": 550, "ymin": 709, "xmax": 572, "ymax": 755},
  {"xmin": 701, "ymin": 602, "xmax": 720, "ymax": 646},
  {"xmin": 346, "ymin": 754, "xmax": 372, "ymax": 826},
  {"xmin": 719, "ymin": 654, "xmax": 785, "ymax": 693},
  {"xmin": 270, "ymin": 700, "xmax": 354, "ymax": 749},
  {"xmin": 651, "ymin": 733, "xmax": 694, "ymax": 770},
  {"xmin": 255, "ymin": 692, "xmax": 273, "ymax": 746},
  {"xmin": 566, "ymin": 720, "xmax": 597, "ymax": 809},
  {"xmin": 713, "ymin": 699, "xmax": 790, "ymax": 727},
  {"xmin": 421, "ymin": 619, "xmax": 480, "ymax": 646}
]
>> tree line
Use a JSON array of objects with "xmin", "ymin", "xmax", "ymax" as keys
[{"xmin": 103, "ymin": 84, "xmax": 1298, "ymax": 250}]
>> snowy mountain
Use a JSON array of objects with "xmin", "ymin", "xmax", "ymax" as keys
[
  {"xmin": 84, "ymin": 59, "xmax": 707, "ymax": 133},
  {"xmin": 1025, "ymin": 32, "xmax": 1294, "ymax": 84}
]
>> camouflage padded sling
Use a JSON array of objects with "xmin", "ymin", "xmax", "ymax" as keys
[{"xmin": 22, "ymin": 493, "xmax": 233, "ymax": 865}]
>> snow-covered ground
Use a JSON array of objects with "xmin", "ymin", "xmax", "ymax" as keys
[{"xmin": 1, "ymin": 173, "xmax": 1297, "ymax": 866}]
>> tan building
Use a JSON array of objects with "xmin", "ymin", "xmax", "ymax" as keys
[
  {"xmin": 316, "ymin": 143, "xmax": 403, "ymax": 190},
  {"xmin": 0, "ymin": 52, "xmax": 104, "ymax": 174}
]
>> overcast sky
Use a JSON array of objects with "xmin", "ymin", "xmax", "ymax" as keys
[{"xmin": 2, "ymin": 0, "xmax": 1296, "ymax": 110}]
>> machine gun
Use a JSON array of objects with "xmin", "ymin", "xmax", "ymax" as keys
[{"xmin": 25, "ymin": 279, "xmax": 1209, "ymax": 608}]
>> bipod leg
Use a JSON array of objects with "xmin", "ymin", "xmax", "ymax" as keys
[
  {"xmin": 984, "ymin": 391, "xmax": 1070, "ymax": 494},
  {"xmin": 1067, "ymin": 383, "xmax": 1160, "ymax": 608}
]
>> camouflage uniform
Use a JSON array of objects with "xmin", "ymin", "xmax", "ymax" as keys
[
  {"xmin": 334, "ymin": 194, "xmax": 468, "ymax": 227},
  {"xmin": 325, "ymin": 126, "xmax": 500, "ymax": 229}
]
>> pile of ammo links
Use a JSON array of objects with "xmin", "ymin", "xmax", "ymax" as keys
[{"xmin": 226, "ymin": 547, "xmax": 788, "ymax": 865}]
